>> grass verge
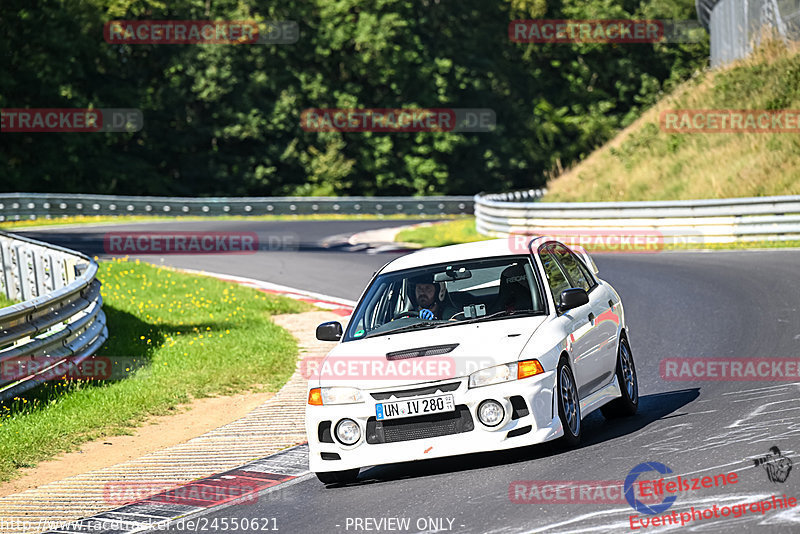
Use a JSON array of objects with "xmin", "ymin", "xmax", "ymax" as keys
[
  {"xmin": 396, "ymin": 218, "xmax": 800, "ymax": 250},
  {"xmin": 395, "ymin": 218, "xmax": 489, "ymax": 248},
  {"xmin": 0, "ymin": 259, "xmax": 311, "ymax": 482}
]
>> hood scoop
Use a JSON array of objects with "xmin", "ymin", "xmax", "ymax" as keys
[{"xmin": 386, "ymin": 343, "xmax": 459, "ymax": 361}]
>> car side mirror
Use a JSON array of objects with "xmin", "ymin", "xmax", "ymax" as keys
[
  {"xmin": 316, "ymin": 321, "xmax": 343, "ymax": 341},
  {"xmin": 558, "ymin": 288, "xmax": 589, "ymax": 313}
]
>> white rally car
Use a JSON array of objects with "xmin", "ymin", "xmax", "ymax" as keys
[{"xmin": 306, "ymin": 237, "xmax": 638, "ymax": 484}]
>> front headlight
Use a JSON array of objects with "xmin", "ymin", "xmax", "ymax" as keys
[
  {"xmin": 469, "ymin": 363, "xmax": 518, "ymax": 388},
  {"xmin": 320, "ymin": 387, "xmax": 364, "ymax": 405}
]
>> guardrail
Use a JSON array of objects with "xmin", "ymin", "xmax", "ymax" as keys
[
  {"xmin": 475, "ymin": 192, "xmax": 800, "ymax": 244},
  {"xmin": 0, "ymin": 231, "xmax": 108, "ymax": 402},
  {"xmin": 0, "ymin": 193, "xmax": 474, "ymax": 221},
  {"xmin": 697, "ymin": 0, "xmax": 800, "ymax": 67}
]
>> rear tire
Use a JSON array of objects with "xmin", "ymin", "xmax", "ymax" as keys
[
  {"xmin": 315, "ymin": 468, "xmax": 360, "ymax": 485},
  {"xmin": 601, "ymin": 338, "xmax": 639, "ymax": 419},
  {"xmin": 556, "ymin": 359, "xmax": 581, "ymax": 448}
]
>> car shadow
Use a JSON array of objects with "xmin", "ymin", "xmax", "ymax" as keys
[{"xmin": 339, "ymin": 388, "xmax": 700, "ymax": 487}]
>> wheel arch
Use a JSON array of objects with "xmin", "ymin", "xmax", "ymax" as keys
[
  {"xmin": 619, "ymin": 327, "xmax": 629, "ymax": 345},
  {"xmin": 552, "ymin": 350, "xmax": 573, "ymax": 419}
]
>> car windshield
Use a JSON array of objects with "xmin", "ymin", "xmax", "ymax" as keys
[{"xmin": 343, "ymin": 256, "xmax": 545, "ymax": 341}]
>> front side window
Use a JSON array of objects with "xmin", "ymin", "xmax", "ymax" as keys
[
  {"xmin": 549, "ymin": 243, "xmax": 595, "ymax": 291},
  {"xmin": 343, "ymin": 256, "xmax": 545, "ymax": 341},
  {"xmin": 539, "ymin": 245, "xmax": 572, "ymax": 305}
]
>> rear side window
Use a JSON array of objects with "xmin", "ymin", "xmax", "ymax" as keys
[
  {"xmin": 548, "ymin": 243, "xmax": 594, "ymax": 291},
  {"xmin": 539, "ymin": 247, "xmax": 572, "ymax": 303}
]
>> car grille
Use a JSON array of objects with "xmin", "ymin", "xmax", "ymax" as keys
[
  {"xmin": 370, "ymin": 382, "xmax": 460, "ymax": 401},
  {"xmin": 366, "ymin": 405, "xmax": 474, "ymax": 444}
]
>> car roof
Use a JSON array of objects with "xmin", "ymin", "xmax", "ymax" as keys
[{"xmin": 380, "ymin": 238, "xmax": 531, "ymax": 274}]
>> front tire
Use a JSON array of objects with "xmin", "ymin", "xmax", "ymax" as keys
[
  {"xmin": 556, "ymin": 359, "xmax": 581, "ymax": 447},
  {"xmin": 601, "ymin": 338, "xmax": 639, "ymax": 419},
  {"xmin": 315, "ymin": 468, "xmax": 360, "ymax": 485}
]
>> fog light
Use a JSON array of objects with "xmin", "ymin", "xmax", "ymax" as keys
[
  {"xmin": 335, "ymin": 419, "xmax": 361, "ymax": 445},
  {"xmin": 478, "ymin": 400, "xmax": 505, "ymax": 427}
]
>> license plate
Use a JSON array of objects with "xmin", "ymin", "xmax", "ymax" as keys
[{"xmin": 375, "ymin": 394, "xmax": 455, "ymax": 421}]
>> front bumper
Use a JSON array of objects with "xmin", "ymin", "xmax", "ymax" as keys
[{"xmin": 306, "ymin": 371, "xmax": 561, "ymax": 473}]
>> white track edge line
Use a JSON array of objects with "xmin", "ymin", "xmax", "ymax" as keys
[{"xmin": 171, "ymin": 268, "xmax": 357, "ymax": 307}]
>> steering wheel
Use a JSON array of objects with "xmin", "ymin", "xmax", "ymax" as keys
[{"xmin": 392, "ymin": 310, "xmax": 420, "ymax": 320}]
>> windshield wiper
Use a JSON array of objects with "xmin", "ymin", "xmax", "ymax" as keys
[{"xmin": 363, "ymin": 321, "xmax": 441, "ymax": 339}]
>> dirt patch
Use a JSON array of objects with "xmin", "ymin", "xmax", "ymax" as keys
[{"xmin": 0, "ymin": 390, "xmax": 273, "ymax": 498}]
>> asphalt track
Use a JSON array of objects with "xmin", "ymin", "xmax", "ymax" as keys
[{"xmin": 17, "ymin": 221, "xmax": 800, "ymax": 534}]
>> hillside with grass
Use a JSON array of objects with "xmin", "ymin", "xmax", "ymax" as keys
[{"xmin": 543, "ymin": 41, "xmax": 800, "ymax": 202}]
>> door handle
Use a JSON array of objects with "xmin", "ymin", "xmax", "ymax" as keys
[{"xmin": 588, "ymin": 312, "xmax": 595, "ymax": 323}]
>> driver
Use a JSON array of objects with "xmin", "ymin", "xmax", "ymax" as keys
[{"xmin": 409, "ymin": 274, "xmax": 457, "ymax": 320}]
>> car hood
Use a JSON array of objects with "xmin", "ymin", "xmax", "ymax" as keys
[{"xmin": 312, "ymin": 315, "xmax": 547, "ymax": 390}]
